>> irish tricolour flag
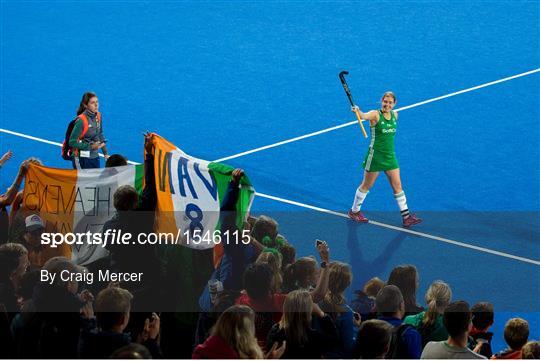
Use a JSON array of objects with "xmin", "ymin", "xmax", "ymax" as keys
[
  {"xmin": 150, "ymin": 134, "xmax": 255, "ymax": 249},
  {"xmin": 22, "ymin": 133, "xmax": 255, "ymax": 266},
  {"xmin": 23, "ymin": 163, "xmax": 145, "ymax": 265}
]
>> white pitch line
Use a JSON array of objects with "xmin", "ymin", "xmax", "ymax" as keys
[
  {"xmin": 214, "ymin": 68, "xmax": 540, "ymax": 162},
  {"xmin": 0, "ymin": 128, "xmax": 140, "ymax": 165},
  {"xmin": 255, "ymin": 192, "xmax": 540, "ymax": 266},
  {"xmin": 1, "ymin": 128, "xmax": 63, "ymax": 147}
]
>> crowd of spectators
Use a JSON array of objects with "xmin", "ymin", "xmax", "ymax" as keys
[{"xmin": 0, "ymin": 140, "xmax": 539, "ymax": 359}]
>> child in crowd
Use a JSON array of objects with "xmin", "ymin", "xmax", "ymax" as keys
[
  {"xmin": 492, "ymin": 318, "xmax": 529, "ymax": 359},
  {"xmin": 351, "ymin": 277, "xmax": 385, "ymax": 320},
  {"xmin": 469, "ymin": 302, "xmax": 495, "ymax": 358}
]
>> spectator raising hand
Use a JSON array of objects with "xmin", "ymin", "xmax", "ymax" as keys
[
  {"xmin": 310, "ymin": 240, "xmax": 330, "ymax": 303},
  {"xmin": 231, "ymin": 168, "xmax": 244, "ymax": 184},
  {"xmin": 316, "ymin": 240, "xmax": 330, "ymax": 264},
  {"xmin": 140, "ymin": 313, "xmax": 161, "ymax": 343},
  {"xmin": 0, "ymin": 150, "xmax": 13, "ymax": 167},
  {"xmin": 1, "ymin": 159, "xmax": 33, "ymax": 209},
  {"xmin": 265, "ymin": 341, "xmax": 286, "ymax": 359},
  {"xmin": 143, "ymin": 131, "xmax": 155, "ymax": 155},
  {"xmin": 79, "ymin": 289, "xmax": 94, "ymax": 319}
]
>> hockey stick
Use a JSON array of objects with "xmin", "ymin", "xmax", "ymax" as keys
[{"xmin": 339, "ymin": 71, "xmax": 368, "ymax": 138}]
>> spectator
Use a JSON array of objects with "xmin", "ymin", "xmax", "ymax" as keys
[
  {"xmin": 352, "ymin": 319, "xmax": 393, "ymax": 359},
  {"xmin": 195, "ymin": 289, "xmax": 241, "ymax": 346},
  {"xmin": 110, "ymin": 343, "xmax": 152, "ymax": 359},
  {"xmin": 15, "ymin": 269, "xmax": 40, "ymax": 304},
  {"xmin": 421, "ymin": 301, "xmax": 486, "ymax": 359},
  {"xmin": 10, "ymin": 270, "xmax": 41, "ymax": 358},
  {"xmin": 4, "ymin": 158, "xmax": 41, "ymax": 245},
  {"xmin": 282, "ymin": 242, "xmax": 330, "ymax": 303},
  {"xmin": 320, "ymin": 261, "xmax": 359, "ymax": 358},
  {"xmin": 31, "ymin": 257, "xmax": 93, "ymax": 358},
  {"xmin": 21, "ymin": 214, "xmax": 70, "ymax": 268},
  {"xmin": 404, "ymin": 281, "xmax": 452, "ymax": 346},
  {"xmin": 365, "ymin": 277, "xmax": 386, "ymax": 297},
  {"xmin": 0, "ymin": 242, "xmax": 28, "ymax": 357},
  {"xmin": 0, "ymin": 243, "xmax": 29, "ymax": 315},
  {"xmin": 193, "ymin": 305, "xmax": 285, "ymax": 359},
  {"xmin": 198, "ymin": 169, "xmax": 263, "ymax": 312},
  {"xmin": 0, "ymin": 160, "xmax": 29, "ymax": 245},
  {"xmin": 79, "ymin": 287, "xmax": 161, "ymax": 358},
  {"xmin": 282, "ymin": 256, "xmax": 318, "ymax": 293},
  {"xmin": 102, "ymin": 133, "xmax": 162, "ymax": 309},
  {"xmin": 237, "ymin": 241, "xmax": 331, "ymax": 344},
  {"xmin": 256, "ymin": 250, "xmax": 283, "ymax": 293},
  {"xmin": 376, "ymin": 285, "xmax": 422, "ymax": 359},
  {"xmin": 388, "ymin": 265, "xmax": 424, "ymax": 316},
  {"xmin": 351, "ymin": 277, "xmax": 385, "ymax": 320},
  {"xmin": 68, "ymin": 92, "xmax": 108, "ymax": 169},
  {"xmin": 105, "ymin": 153, "xmax": 128, "ymax": 167},
  {"xmin": 492, "ymin": 318, "xmax": 529, "ymax": 359},
  {"xmin": 0, "ymin": 150, "xmax": 13, "ymax": 244},
  {"xmin": 251, "ymin": 216, "xmax": 279, "ymax": 247},
  {"xmin": 236, "ymin": 263, "xmax": 287, "ymax": 346},
  {"xmin": 266, "ymin": 290, "xmax": 338, "ymax": 359},
  {"xmin": 521, "ymin": 341, "xmax": 540, "ymax": 359},
  {"xmin": 469, "ymin": 302, "xmax": 495, "ymax": 358},
  {"xmin": 277, "ymin": 242, "xmax": 296, "ymax": 271}
]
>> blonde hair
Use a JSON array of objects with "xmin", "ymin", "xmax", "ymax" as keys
[
  {"xmin": 255, "ymin": 251, "xmax": 283, "ymax": 293},
  {"xmin": 423, "ymin": 281, "xmax": 452, "ymax": 327},
  {"xmin": 364, "ymin": 277, "xmax": 385, "ymax": 298},
  {"xmin": 279, "ymin": 290, "xmax": 313, "ymax": 346},
  {"xmin": 212, "ymin": 305, "xmax": 264, "ymax": 359},
  {"xmin": 381, "ymin": 91, "xmax": 396, "ymax": 103},
  {"xmin": 95, "ymin": 287, "xmax": 133, "ymax": 330},
  {"xmin": 522, "ymin": 341, "xmax": 540, "ymax": 359},
  {"xmin": 322, "ymin": 262, "xmax": 352, "ymax": 313}
]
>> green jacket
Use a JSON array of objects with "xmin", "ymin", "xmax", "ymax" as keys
[
  {"xmin": 404, "ymin": 311, "xmax": 448, "ymax": 345},
  {"xmin": 68, "ymin": 111, "xmax": 105, "ymax": 158}
]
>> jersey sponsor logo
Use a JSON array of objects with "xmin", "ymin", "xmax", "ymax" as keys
[{"xmin": 382, "ymin": 128, "xmax": 396, "ymax": 133}]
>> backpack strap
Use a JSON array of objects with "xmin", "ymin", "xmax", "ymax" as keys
[
  {"xmin": 387, "ymin": 323, "xmax": 414, "ymax": 359},
  {"xmin": 77, "ymin": 114, "xmax": 89, "ymax": 139},
  {"xmin": 96, "ymin": 111, "xmax": 102, "ymax": 133}
]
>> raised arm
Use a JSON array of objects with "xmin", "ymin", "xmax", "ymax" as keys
[
  {"xmin": 0, "ymin": 160, "xmax": 28, "ymax": 208},
  {"xmin": 310, "ymin": 240, "xmax": 330, "ymax": 303},
  {"xmin": 352, "ymin": 105, "xmax": 379, "ymax": 126},
  {"xmin": 140, "ymin": 132, "xmax": 157, "ymax": 211}
]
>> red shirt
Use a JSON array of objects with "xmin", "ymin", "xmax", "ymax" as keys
[
  {"xmin": 491, "ymin": 349, "xmax": 522, "ymax": 359},
  {"xmin": 235, "ymin": 293, "xmax": 287, "ymax": 346},
  {"xmin": 192, "ymin": 335, "xmax": 239, "ymax": 359}
]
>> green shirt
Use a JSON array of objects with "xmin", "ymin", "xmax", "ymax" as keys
[
  {"xmin": 404, "ymin": 311, "xmax": 449, "ymax": 344},
  {"xmin": 369, "ymin": 110, "xmax": 397, "ymax": 153}
]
